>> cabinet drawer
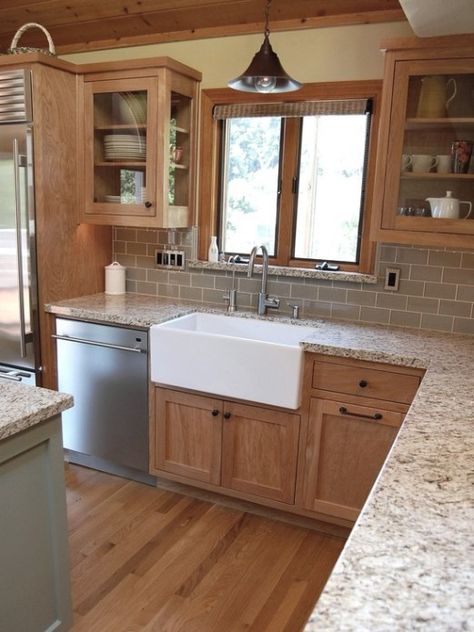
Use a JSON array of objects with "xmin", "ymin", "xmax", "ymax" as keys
[{"xmin": 312, "ymin": 360, "xmax": 420, "ymax": 404}]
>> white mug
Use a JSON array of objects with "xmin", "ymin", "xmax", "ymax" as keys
[
  {"xmin": 401, "ymin": 154, "xmax": 412, "ymax": 172},
  {"xmin": 412, "ymin": 154, "xmax": 438, "ymax": 173},
  {"xmin": 436, "ymin": 155, "xmax": 452, "ymax": 174}
]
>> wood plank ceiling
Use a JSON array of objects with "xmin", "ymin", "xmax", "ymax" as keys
[{"xmin": 0, "ymin": 0, "xmax": 406, "ymax": 54}]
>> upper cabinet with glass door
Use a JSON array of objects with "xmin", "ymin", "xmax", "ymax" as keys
[
  {"xmin": 371, "ymin": 39, "xmax": 474, "ymax": 248},
  {"xmin": 78, "ymin": 59, "xmax": 201, "ymax": 228}
]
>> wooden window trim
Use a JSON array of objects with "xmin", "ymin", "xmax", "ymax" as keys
[{"xmin": 198, "ymin": 80, "xmax": 382, "ymax": 273}]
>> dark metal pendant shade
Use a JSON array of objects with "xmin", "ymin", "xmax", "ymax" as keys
[{"xmin": 228, "ymin": 35, "xmax": 302, "ymax": 94}]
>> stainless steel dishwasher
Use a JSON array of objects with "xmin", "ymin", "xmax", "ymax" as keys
[{"xmin": 54, "ymin": 318, "xmax": 155, "ymax": 485}]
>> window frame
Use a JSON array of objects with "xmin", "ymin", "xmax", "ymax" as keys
[
  {"xmin": 198, "ymin": 81, "xmax": 382, "ymax": 273},
  {"xmin": 217, "ymin": 115, "xmax": 285, "ymax": 259}
]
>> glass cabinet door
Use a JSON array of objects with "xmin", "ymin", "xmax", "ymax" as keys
[
  {"xmin": 164, "ymin": 77, "xmax": 196, "ymax": 228},
  {"xmin": 84, "ymin": 78, "xmax": 157, "ymax": 218},
  {"xmin": 382, "ymin": 59, "xmax": 474, "ymax": 235}
]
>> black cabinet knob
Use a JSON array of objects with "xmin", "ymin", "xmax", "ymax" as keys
[
  {"xmin": 211, "ymin": 409, "xmax": 219, "ymax": 417},
  {"xmin": 223, "ymin": 412, "xmax": 231, "ymax": 420},
  {"xmin": 359, "ymin": 379, "xmax": 368, "ymax": 388},
  {"xmin": 144, "ymin": 201, "xmax": 152, "ymax": 208}
]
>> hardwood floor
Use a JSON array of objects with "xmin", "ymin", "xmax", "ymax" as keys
[{"xmin": 65, "ymin": 464, "xmax": 345, "ymax": 631}]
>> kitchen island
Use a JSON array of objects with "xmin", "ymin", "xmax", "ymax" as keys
[
  {"xmin": 0, "ymin": 381, "xmax": 73, "ymax": 632},
  {"xmin": 46, "ymin": 292, "xmax": 474, "ymax": 630}
]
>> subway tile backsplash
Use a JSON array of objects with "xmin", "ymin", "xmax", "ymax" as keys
[{"xmin": 113, "ymin": 228, "xmax": 474, "ymax": 335}]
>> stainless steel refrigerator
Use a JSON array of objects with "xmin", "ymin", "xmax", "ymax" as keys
[{"xmin": 0, "ymin": 70, "xmax": 39, "ymax": 386}]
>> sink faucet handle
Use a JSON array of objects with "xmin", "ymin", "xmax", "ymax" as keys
[
  {"xmin": 223, "ymin": 288, "xmax": 237, "ymax": 313},
  {"xmin": 287, "ymin": 303, "xmax": 300, "ymax": 319},
  {"xmin": 266, "ymin": 295, "xmax": 280, "ymax": 309}
]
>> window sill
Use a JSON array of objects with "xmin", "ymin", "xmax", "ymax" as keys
[{"xmin": 188, "ymin": 260, "xmax": 377, "ymax": 284}]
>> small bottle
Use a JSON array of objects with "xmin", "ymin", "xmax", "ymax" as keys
[{"xmin": 208, "ymin": 236, "xmax": 219, "ymax": 263}]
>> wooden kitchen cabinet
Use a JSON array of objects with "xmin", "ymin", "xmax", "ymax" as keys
[
  {"xmin": 152, "ymin": 354, "xmax": 423, "ymax": 526},
  {"xmin": 299, "ymin": 398, "xmax": 402, "ymax": 521},
  {"xmin": 221, "ymin": 401, "xmax": 300, "ymax": 504},
  {"xmin": 152, "ymin": 388, "xmax": 222, "ymax": 485},
  {"xmin": 371, "ymin": 38, "xmax": 474, "ymax": 248},
  {"xmin": 151, "ymin": 387, "xmax": 300, "ymax": 504},
  {"xmin": 296, "ymin": 354, "xmax": 424, "ymax": 523},
  {"xmin": 0, "ymin": 55, "xmax": 111, "ymax": 389},
  {"xmin": 78, "ymin": 58, "xmax": 201, "ymax": 228}
]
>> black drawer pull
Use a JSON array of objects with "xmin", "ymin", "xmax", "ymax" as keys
[
  {"xmin": 339, "ymin": 406, "xmax": 382, "ymax": 421},
  {"xmin": 211, "ymin": 409, "xmax": 219, "ymax": 417},
  {"xmin": 144, "ymin": 201, "xmax": 152, "ymax": 208},
  {"xmin": 359, "ymin": 379, "xmax": 368, "ymax": 388},
  {"xmin": 223, "ymin": 412, "xmax": 231, "ymax": 420}
]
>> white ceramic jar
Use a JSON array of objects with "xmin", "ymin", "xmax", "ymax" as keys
[{"xmin": 105, "ymin": 261, "xmax": 126, "ymax": 294}]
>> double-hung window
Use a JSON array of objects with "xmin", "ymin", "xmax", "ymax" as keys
[{"xmin": 199, "ymin": 83, "xmax": 381, "ymax": 272}]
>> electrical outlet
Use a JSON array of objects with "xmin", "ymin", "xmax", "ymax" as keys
[
  {"xmin": 155, "ymin": 249, "xmax": 185, "ymax": 270},
  {"xmin": 384, "ymin": 267, "xmax": 400, "ymax": 291}
]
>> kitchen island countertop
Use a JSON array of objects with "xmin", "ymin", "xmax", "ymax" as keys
[
  {"xmin": 45, "ymin": 292, "xmax": 474, "ymax": 631},
  {"xmin": 0, "ymin": 381, "xmax": 73, "ymax": 441}
]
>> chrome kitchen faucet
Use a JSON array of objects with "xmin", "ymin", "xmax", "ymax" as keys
[{"xmin": 247, "ymin": 245, "xmax": 280, "ymax": 316}]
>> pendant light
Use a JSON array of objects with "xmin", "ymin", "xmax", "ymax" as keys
[{"xmin": 228, "ymin": 0, "xmax": 302, "ymax": 94}]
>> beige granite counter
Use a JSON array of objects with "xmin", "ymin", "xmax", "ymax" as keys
[
  {"xmin": 46, "ymin": 292, "xmax": 197, "ymax": 328},
  {"xmin": 0, "ymin": 381, "xmax": 73, "ymax": 441},
  {"xmin": 46, "ymin": 293, "xmax": 474, "ymax": 631},
  {"xmin": 188, "ymin": 259, "xmax": 378, "ymax": 284}
]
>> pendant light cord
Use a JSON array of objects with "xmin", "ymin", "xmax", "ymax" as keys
[{"xmin": 264, "ymin": 0, "xmax": 272, "ymax": 37}]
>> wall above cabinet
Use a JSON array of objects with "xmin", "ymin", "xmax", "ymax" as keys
[
  {"xmin": 371, "ymin": 37, "xmax": 474, "ymax": 249},
  {"xmin": 77, "ymin": 58, "xmax": 201, "ymax": 229}
]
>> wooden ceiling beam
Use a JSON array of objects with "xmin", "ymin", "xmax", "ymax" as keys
[
  {"xmin": 53, "ymin": 10, "xmax": 406, "ymax": 55},
  {"xmin": 0, "ymin": 0, "xmax": 250, "ymax": 31},
  {"xmin": 0, "ymin": 1, "xmax": 406, "ymax": 55}
]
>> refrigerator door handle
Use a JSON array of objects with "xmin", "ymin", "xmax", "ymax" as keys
[
  {"xmin": 13, "ymin": 137, "xmax": 28, "ymax": 358},
  {"xmin": 0, "ymin": 371, "xmax": 23, "ymax": 382}
]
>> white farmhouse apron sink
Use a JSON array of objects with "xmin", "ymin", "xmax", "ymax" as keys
[{"xmin": 150, "ymin": 313, "xmax": 315, "ymax": 409}]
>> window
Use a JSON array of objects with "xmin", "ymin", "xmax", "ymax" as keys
[
  {"xmin": 199, "ymin": 83, "xmax": 382, "ymax": 272},
  {"xmin": 220, "ymin": 116, "xmax": 282, "ymax": 256}
]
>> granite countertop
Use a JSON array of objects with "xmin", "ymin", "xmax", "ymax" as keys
[
  {"xmin": 0, "ymin": 382, "xmax": 73, "ymax": 441},
  {"xmin": 45, "ymin": 293, "xmax": 474, "ymax": 630},
  {"xmin": 45, "ymin": 292, "xmax": 198, "ymax": 328}
]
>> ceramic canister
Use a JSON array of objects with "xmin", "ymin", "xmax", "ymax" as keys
[{"xmin": 105, "ymin": 261, "xmax": 126, "ymax": 294}]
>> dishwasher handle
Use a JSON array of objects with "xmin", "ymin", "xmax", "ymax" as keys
[{"xmin": 52, "ymin": 333, "xmax": 146, "ymax": 354}]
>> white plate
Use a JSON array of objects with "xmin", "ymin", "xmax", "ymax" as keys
[
  {"xmin": 104, "ymin": 149, "xmax": 145, "ymax": 153},
  {"xmin": 104, "ymin": 134, "xmax": 145, "ymax": 141},
  {"xmin": 104, "ymin": 151, "xmax": 146, "ymax": 155}
]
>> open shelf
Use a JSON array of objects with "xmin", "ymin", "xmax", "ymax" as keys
[
  {"xmin": 400, "ymin": 172, "xmax": 474, "ymax": 180},
  {"xmin": 94, "ymin": 124, "xmax": 147, "ymax": 131},
  {"xmin": 95, "ymin": 161, "xmax": 147, "ymax": 167},
  {"xmin": 405, "ymin": 117, "xmax": 474, "ymax": 130}
]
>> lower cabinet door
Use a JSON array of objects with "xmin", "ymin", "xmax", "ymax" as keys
[
  {"xmin": 152, "ymin": 388, "xmax": 223, "ymax": 484},
  {"xmin": 300, "ymin": 398, "xmax": 403, "ymax": 521},
  {"xmin": 221, "ymin": 402, "xmax": 300, "ymax": 504}
]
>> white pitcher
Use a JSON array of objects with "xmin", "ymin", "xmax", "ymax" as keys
[{"xmin": 426, "ymin": 190, "xmax": 473, "ymax": 219}]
